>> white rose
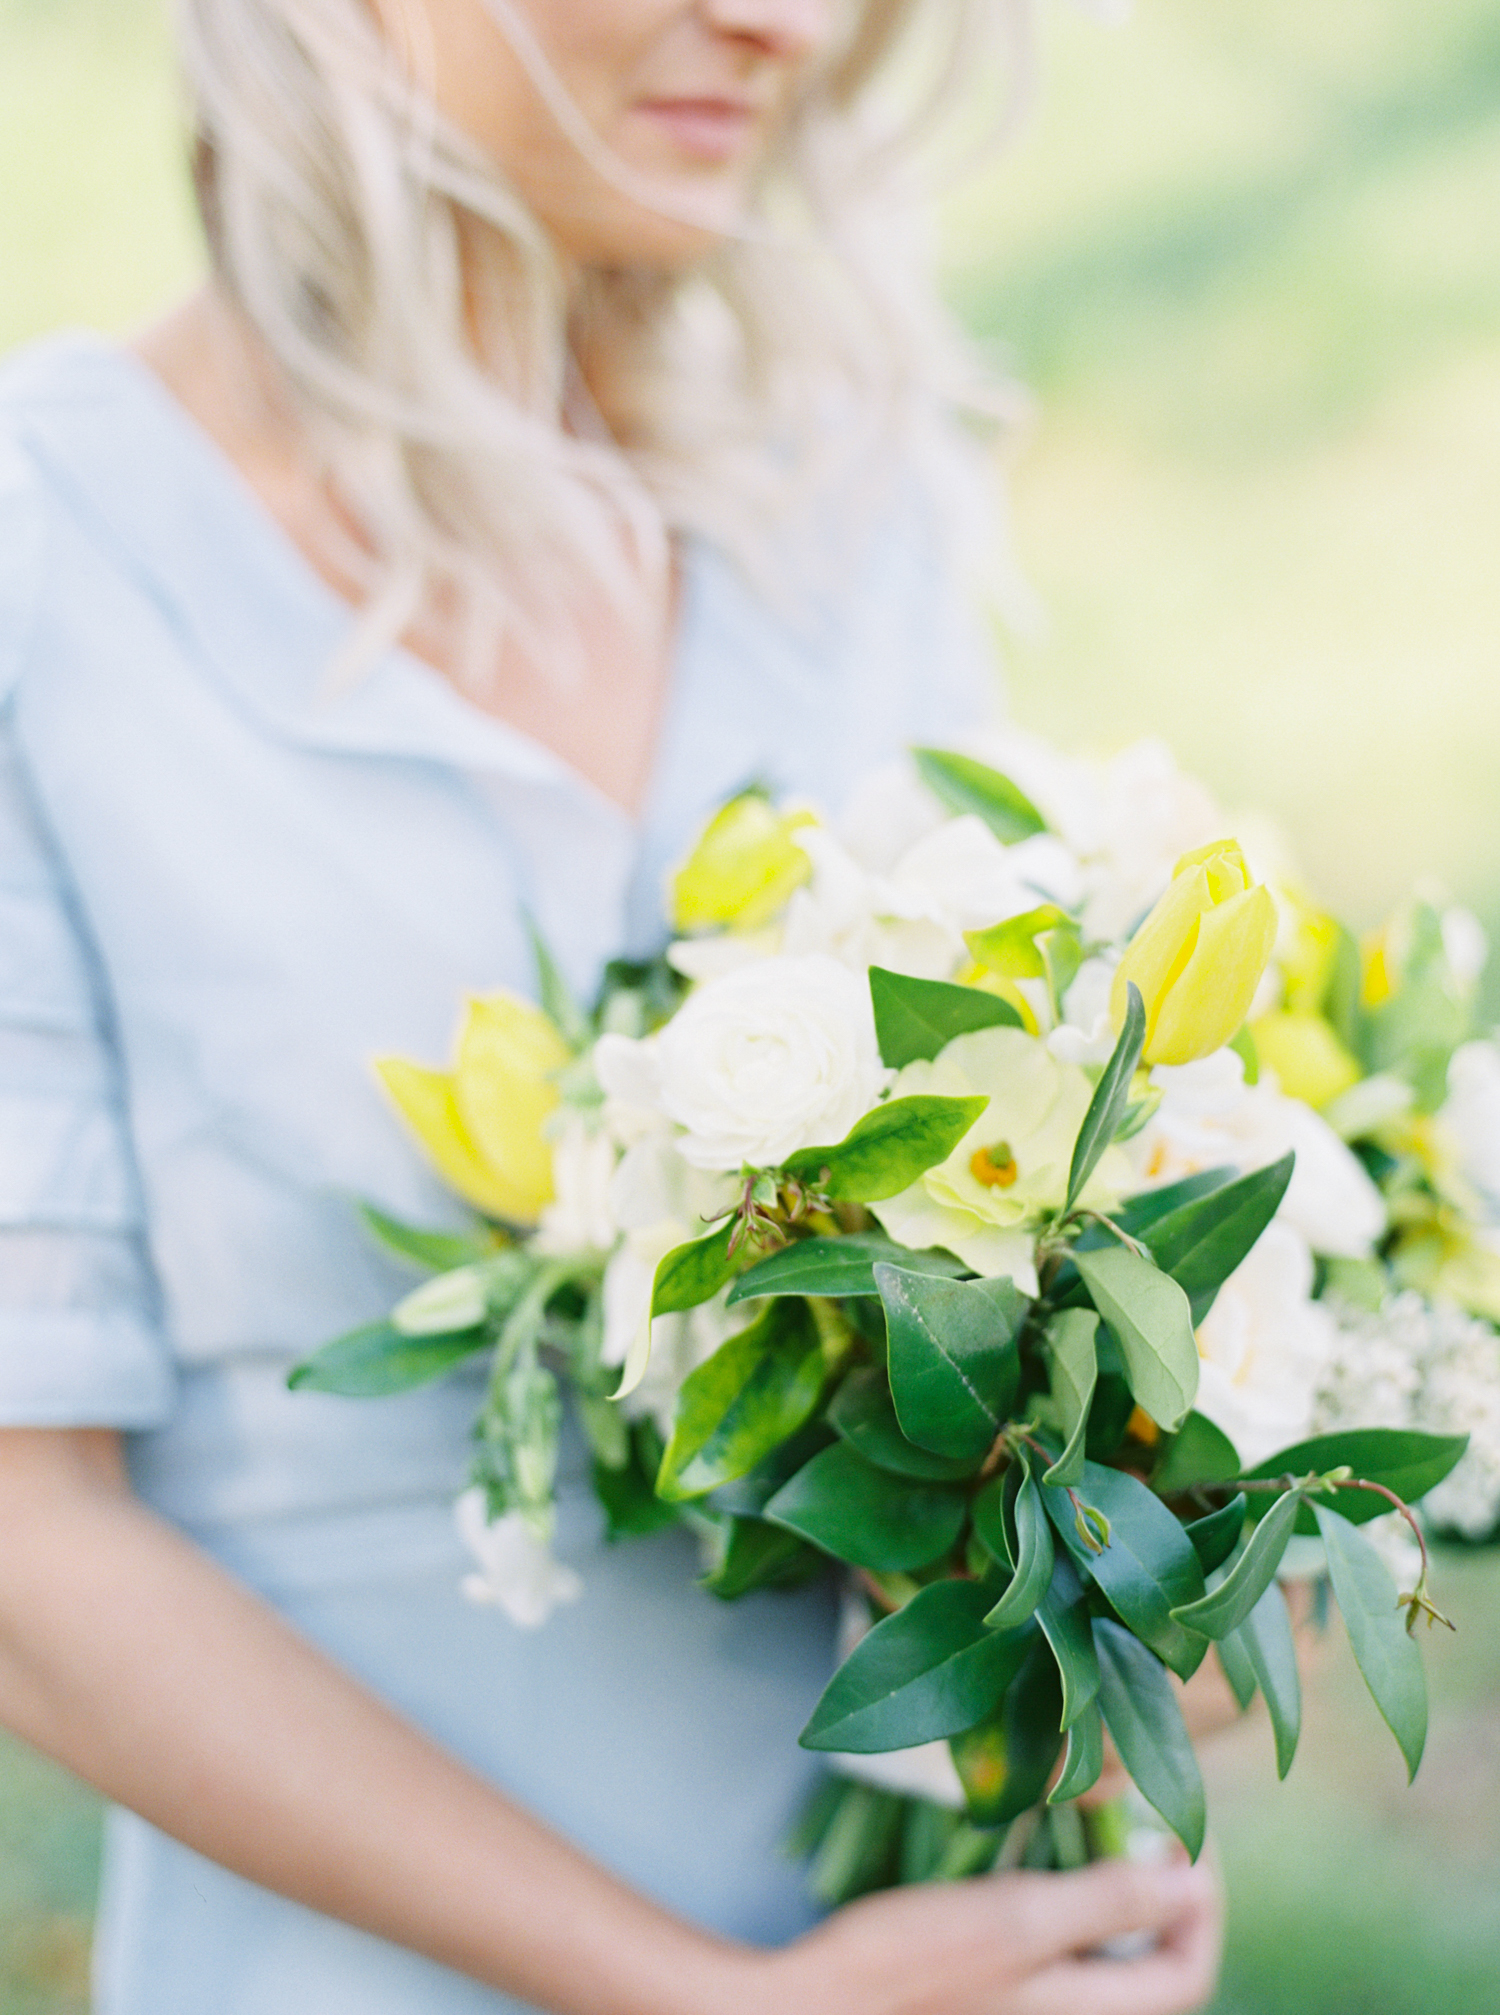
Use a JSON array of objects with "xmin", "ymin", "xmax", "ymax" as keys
[
  {"xmin": 532, "ymin": 1115, "xmax": 618, "ymax": 1256},
  {"xmin": 454, "ymin": 1492, "xmax": 583, "ymax": 1629},
  {"xmin": 654, "ymin": 955, "xmax": 885, "ymax": 1172},
  {"xmin": 1443, "ymin": 1039, "xmax": 1500, "ymax": 1213},
  {"xmin": 1194, "ymin": 1222, "xmax": 1338, "ymax": 1467}
]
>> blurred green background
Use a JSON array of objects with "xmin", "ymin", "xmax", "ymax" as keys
[{"xmin": 1, "ymin": 0, "xmax": 1497, "ymax": 2007}]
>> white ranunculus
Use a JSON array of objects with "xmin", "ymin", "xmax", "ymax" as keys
[
  {"xmin": 454, "ymin": 1491, "xmax": 583, "ymax": 1629},
  {"xmin": 836, "ymin": 759, "xmax": 950, "ymax": 876},
  {"xmin": 1194, "ymin": 1222, "xmax": 1338, "ymax": 1467},
  {"xmin": 532, "ymin": 1115, "xmax": 618, "ymax": 1256},
  {"xmin": 886, "ymin": 818, "xmax": 1083, "ymax": 934},
  {"xmin": 1443, "ymin": 1039, "xmax": 1500, "ymax": 1213},
  {"xmin": 654, "ymin": 955, "xmax": 885, "ymax": 1171},
  {"xmin": 1047, "ymin": 955, "xmax": 1121, "ymax": 1066}
]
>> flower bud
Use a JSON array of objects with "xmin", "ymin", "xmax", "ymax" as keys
[
  {"xmin": 1111, "ymin": 840, "xmax": 1277, "ymax": 1066},
  {"xmin": 669, "ymin": 792, "xmax": 813, "ymax": 934},
  {"xmin": 376, "ymin": 992, "xmax": 570, "ymax": 1224}
]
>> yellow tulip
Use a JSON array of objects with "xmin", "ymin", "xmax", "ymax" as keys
[
  {"xmin": 1279, "ymin": 895, "xmax": 1342, "ymax": 1014},
  {"xmin": 669, "ymin": 792, "xmax": 814, "ymax": 934},
  {"xmin": 1111, "ymin": 840, "xmax": 1278, "ymax": 1066},
  {"xmin": 376, "ymin": 992, "xmax": 571, "ymax": 1225},
  {"xmin": 1250, "ymin": 1010, "xmax": 1362, "ymax": 1109}
]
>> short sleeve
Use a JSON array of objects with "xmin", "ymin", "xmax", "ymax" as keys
[{"xmin": 0, "ymin": 444, "xmax": 175, "ymax": 1427}]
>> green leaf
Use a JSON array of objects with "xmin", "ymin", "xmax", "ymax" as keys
[
  {"xmin": 984, "ymin": 1455, "xmax": 1056, "ymax": 1631},
  {"xmin": 657, "ymin": 1302, "xmax": 826, "ymax": 1501},
  {"xmin": 828, "ymin": 1367, "xmax": 982, "ymax": 1481},
  {"xmin": 1234, "ymin": 1580, "xmax": 1301, "ymax": 1776},
  {"xmin": 592, "ymin": 1441, "xmax": 682, "ymax": 1542},
  {"xmin": 357, "ymin": 1202, "xmax": 495, "ymax": 1274},
  {"xmin": 970, "ymin": 1473, "xmax": 1011, "ymax": 1567},
  {"xmin": 1115, "ymin": 1168, "xmax": 1237, "ymax": 1235},
  {"xmin": 1041, "ymin": 1309, "xmax": 1099, "ymax": 1488},
  {"xmin": 1314, "ymin": 1504, "xmax": 1428, "ymax": 1781},
  {"xmin": 726, "ymin": 1234, "xmax": 965, "ymax": 1306},
  {"xmin": 1215, "ymin": 1630, "xmax": 1258, "ymax": 1713},
  {"xmin": 965, "ymin": 905, "xmax": 1073, "ymax": 983},
  {"xmin": 1043, "ymin": 1459, "xmax": 1208, "ymax": 1680},
  {"xmin": 1047, "ymin": 1700, "xmax": 1105, "ymax": 1805},
  {"xmin": 1140, "ymin": 1154, "xmax": 1295, "ymax": 1321},
  {"xmin": 287, "ymin": 1321, "xmax": 487, "ymax": 1396},
  {"xmin": 869, "ymin": 966, "xmax": 1023, "ymax": 1070},
  {"xmin": 1093, "ymin": 1618, "xmax": 1206, "ymax": 1859},
  {"xmin": 877, "ymin": 1265, "xmax": 1026, "ymax": 1462},
  {"xmin": 911, "ymin": 747, "xmax": 1048, "ymax": 843},
  {"xmin": 1066, "ymin": 984, "xmax": 1146, "ymax": 1212},
  {"xmin": 651, "ymin": 1220, "xmax": 738, "ymax": 1318},
  {"xmin": 1153, "ymin": 1413, "xmax": 1243, "ymax": 1496},
  {"xmin": 1170, "ymin": 1490, "xmax": 1302, "ymax": 1639},
  {"xmin": 1073, "ymin": 1245, "xmax": 1199, "ymax": 1434},
  {"xmin": 1244, "ymin": 1428, "xmax": 1470, "ymax": 1532},
  {"xmin": 951, "ymin": 1640, "xmax": 1065, "ymax": 1827},
  {"xmin": 785, "ymin": 1095, "xmax": 988, "ymax": 1203},
  {"xmin": 699, "ymin": 1516, "xmax": 824, "ymax": 1599},
  {"xmin": 1184, "ymin": 1494, "xmax": 1248, "ymax": 1575},
  {"xmin": 1036, "ymin": 1549, "xmax": 1101, "ymax": 1729},
  {"xmin": 523, "ymin": 907, "xmax": 591, "ymax": 1050},
  {"xmin": 799, "ymin": 1580, "xmax": 1035, "ymax": 1753},
  {"xmin": 764, "ymin": 1442, "xmax": 967, "ymax": 1571}
]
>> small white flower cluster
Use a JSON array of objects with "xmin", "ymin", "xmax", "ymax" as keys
[{"xmin": 1315, "ymin": 1292, "xmax": 1500, "ymax": 1540}]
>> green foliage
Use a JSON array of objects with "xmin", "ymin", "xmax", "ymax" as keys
[
  {"xmin": 1035, "ymin": 1549, "xmax": 1101, "ymax": 1728},
  {"xmin": 650, "ymin": 1220, "xmax": 739, "ymax": 1318},
  {"xmin": 699, "ymin": 1516, "xmax": 824, "ymax": 1598},
  {"xmin": 1154, "ymin": 1411, "xmax": 1244, "ymax": 1494},
  {"xmin": 910, "ymin": 747, "xmax": 1048, "ymax": 843},
  {"xmin": 1185, "ymin": 1494, "xmax": 1249, "ymax": 1574},
  {"xmin": 656, "ymin": 1302, "xmax": 827, "ymax": 1501},
  {"xmin": 828, "ymin": 1367, "xmax": 982, "ymax": 1480},
  {"xmin": 784, "ymin": 1095, "xmax": 988, "ymax": 1203},
  {"xmin": 1040, "ymin": 1307, "xmax": 1099, "ymax": 1487},
  {"xmin": 1047, "ymin": 1699, "xmax": 1105, "ymax": 1804},
  {"xmin": 1314, "ymin": 1504, "xmax": 1428, "ymax": 1780},
  {"xmin": 1228, "ymin": 1580, "xmax": 1302, "ymax": 1778},
  {"xmin": 1137, "ymin": 1153, "xmax": 1296, "ymax": 1320},
  {"xmin": 1244, "ymin": 1427, "xmax": 1470, "ymax": 1531},
  {"xmin": 592, "ymin": 1424, "xmax": 682, "ymax": 1543},
  {"xmin": 1172, "ymin": 1490, "xmax": 1303, "ymax": 1638},
  {"xmin": 868, "ymin": 966, "xmax": 1023, "ymax": 1069},
  {"xmin": 357, "ymin": 1201, "xmax": 496, "ymax": 1274},
  {"xmin": 522, "ymin": 908, "xmax": 592, "ymax": 1051},
  {"xmin": 1073, "ymin": 1245, "xmax": 1200, "ymax": 1434},
  {"xmin": 983, "ymin": 1455, "xmax": 1056, "ymax": 1630},
  {"xmin": 287, "ymin": 1320, "xmax": 487, "ymax": 1396},
  {"xmin": 951, "ymin": 1640, "xmax": 1065, "ymax": 1826},
  {"xmin": 1044, "ymin": 1459, "xmax": 1208, "ymax": 1679},
  {"xmin": 799, "ymin": 1582, "xmax": 1035, "ymax": 1753},
  {"xmin": 1094, "ymin": 1618, "xmax": 1207, "ymax": 1858},
  {"xmin": 764, "ymin": 1442, "xmax": 968, "ymax": 1572},
  {"xmin": 877, "ymin": 1265, "xmax": 1026, "ymax": 1461},
  {"xmin": 726, "ymin": 1234, "xmax": 965, "ymax": 1306},
  {"xmin": 1066, "ymin": 984, "xmax": 1146, "ymax": 1211}
]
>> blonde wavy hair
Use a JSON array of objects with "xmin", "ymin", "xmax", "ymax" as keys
[{"xmin": 176, "ymin": 0, "xmax": 1034, "ymax": 682}]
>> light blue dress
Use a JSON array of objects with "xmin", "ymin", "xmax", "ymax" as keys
[{"xmin": 0, "ymin": 331, "xmax": 994, "ymax": 2013}]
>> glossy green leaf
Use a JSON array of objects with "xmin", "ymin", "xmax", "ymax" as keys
[
  {"xmin": 1244, "ymin": 1428, "xmax": 1469, "ymax": 1532},
  {"xmin": 657, "ymin": 1302, "xmax": 826, "ymax": 1501},
  {"xmin": 985, "ymin": 1456, "xmax": 1056, "ymax": 1631},
  {"xmin": 357, "ymin": 1202, "xmax": 495, "ymax": 1274},
  {"xmin": 1066, "ymin": 984, "xmax": 1146, "ymax": 1212},
  {"xmin": 1115, "ymin": 1168, "xmax": 1237, "ymax": 1235},
  {"xmin": 1314, "ymin": 1504, "xmax": 1428, "ymax": 1781},
  {"xmin": 699, "ymin": 1516, "xmax": 823, "ymax": 1599},
  {"xmin": 785, "ymin": 1095, "xmax": 988, "ymax": 1203},
  {"xmin": 1234, "ymin": 1579, "xmax": 1301, "ymax": 1776},
  {"xmin": 1171, "ymin": 1490, "xmax": 1302, "ymax": 1639},
  {"xmin": 1185, "ymin": 1494, "xmax": 1248, "ymax": 1575},
  {"xmin": 288, "ymin": 1321, "xmax": 487, "ymax": 1396},
  {"xmin": 877, "ymin": 1265, "xmax": 1026, "ymax": 1461},
  {"xmin": 651, "ymin": 1220, "xmax": 738, "ymax": 1318},
  {"xmin": 965, "ymin": 905, "xmax": 1073, "ymax": 983},
  {"xmin": 1215, "ymin": 1628, "xmax": 1258, "ymax": 1712},
  {"xmin": 1041, "ymin": 1308, "xmax": 1098, "ymax": 1488},
  {"xmin": 828, "ymin": 1367, "xmax": 981, "ymax": 1481},
  {"xmin": 1036, "ymin": 1549, "xmax": 1101, "ymax": 1728},
  {"xmin": 951, "ymin": 1640, "xmax": 1065, "ymax": 1827},
  {"xmin": 970, "ymin": 1473, "xmax": 1012, "ymax": 1567},
  {"xmin": 1140, "ymin": 1154, "xmax": 1295, "ymax": 1321},
  {"xmin": 1047, "ymin": 1699, "xmax": 1105, "ymax": 1804},
  {"xmin": 1043, "ymin": 1459, "xmax": 1208, "ymax": 1679},
  {"xmin": 799, "ymin": 1580, "xmax": 1035, "ymax": 1752},
  {"xmin": 911, "ymin": 747, "xmax": 1048, "ymax": 843},
  {"xmin": 868, "ymin": 966, "xmax": 1023, "ymax": 1070},
  {"xmin": 726, "ymin": 1233, "xmax": 965, "ymax": 1306},
  {"xmin": 1153, "ymin": 1413, "xmax": 1243, "ymax": 1496},
  {"xmin": 1094, "ymin": 1618, "xmax": 1206, "ymax": 1859},
  {"xmin": 764, "ymin": 1441, "xmax": 967, "ymax": 1571},
  {"xmin": 592, "ymin": 1433, "xmax": 682, "ymax": 1543},
  {"xmin": 1073, "ymin": 1245, "xmax": 1199, "ymax": 1434}
]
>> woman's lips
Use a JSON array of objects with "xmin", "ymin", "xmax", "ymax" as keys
[{"xmin": 632, "ymin": 98, "xmax": 760, "ymax": 164}]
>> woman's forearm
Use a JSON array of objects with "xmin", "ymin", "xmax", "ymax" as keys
[{"xmin": 0, "ymin": 1429, "xmax": 757, "ymax": 2015}]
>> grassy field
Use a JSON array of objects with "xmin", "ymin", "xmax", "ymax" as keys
[{"xmin": 2, "ymin": 0, "xmax": 1498, "ymax": 2008}]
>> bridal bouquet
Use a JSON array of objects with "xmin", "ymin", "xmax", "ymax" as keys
[{"xmin": 292, "ymin": 732, "xmax": 1499, "ymax": 1886}]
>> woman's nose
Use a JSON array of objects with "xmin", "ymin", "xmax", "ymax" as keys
[{"xmin": 699, "ymin": 0, "xmax": 836, "ymax": 61}]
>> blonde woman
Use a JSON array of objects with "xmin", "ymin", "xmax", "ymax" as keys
[{"xmin": 0, "ymin": 2, "xmax": 1221, "ymax": 2009}]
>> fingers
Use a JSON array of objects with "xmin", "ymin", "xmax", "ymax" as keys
[
  {"xmin": 1017, "ymin": 1861, "xmax": 1223, "ymax": 2015},
  {"xmin": 995, "ymin": 1854, "xmax": 1219, "ymax": 1971}
]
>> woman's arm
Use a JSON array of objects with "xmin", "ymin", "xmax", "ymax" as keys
[{"xmin": 0, "ymin": 1428, "xmax": 1220, "ymax": 2015}]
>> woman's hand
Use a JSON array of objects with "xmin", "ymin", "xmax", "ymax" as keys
[{"xmin": 751, "ymin": 1852, "xmax": 1223, "ymax": 2015}]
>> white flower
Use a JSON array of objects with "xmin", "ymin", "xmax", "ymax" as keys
[
  {"xmin": 1194, "ymin": 1222, "xmax": 1338, "ymax": 1466},
  {"xmin": 454, "ymin": 1491, "xmax": 583, "ymax": 1629},
  {"xmin": 1441, "ymin": 906, "xmax": 1489, "ymax": 993},
  {"xmin": 1442, "ymin": 1040, "xmax": 1500, "ymax": 1215},
  {"xmin": 651, "ymin": 955, "xmax": 885, "ymax": 1172},
  {"xmin": 1047, "ymin": 955, "xmax": 1121, "ymax": 1066},
  {"xmin": 531, "ymin": 1115, "xmax": 618, "ymax": 1256}
]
